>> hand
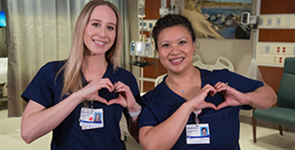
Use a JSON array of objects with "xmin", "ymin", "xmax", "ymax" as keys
[
  {"xmin": 187, "ymin": 84, "xmax": 217, "ymax": 111},
  {"xmin": 214, "ymin": 82, "xmax": 248, "ymax": 110},
  {"xmin": 108, "ymin": 81, "xmax": 139, "ymax": 111},
  {"xmin": 76, "ymin": 78, "xmax": 114, "ymax": 105}
]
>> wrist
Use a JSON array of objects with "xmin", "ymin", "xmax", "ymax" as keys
[
  {"xmin": 183, "ymin": 101, "xmax": 195, "ymax": 112},
  {"xmin": 71, "ymin": 91, "xmax": 85, "ymax": 104},
  {"xmin": 128, "ymin": 104, "xmax": 142, "ymax": 117}
]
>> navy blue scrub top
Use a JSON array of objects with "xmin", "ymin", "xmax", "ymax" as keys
[
  {"xmin": 139, "ymin": 68, "xmax": 263, "ymax": 150},
  {"xmin": 21, "ymin": 61, "xmax": 141, "ymax": 150}
]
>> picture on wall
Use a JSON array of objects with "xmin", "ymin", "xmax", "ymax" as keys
[{"xmin": 184, "ymin": 0, "xmax": 252, "ymax": 39}]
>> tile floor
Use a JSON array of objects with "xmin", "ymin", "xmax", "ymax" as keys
[{"xmin": 1, "ymin": 108, "xmax": 295, "ymax": 150}]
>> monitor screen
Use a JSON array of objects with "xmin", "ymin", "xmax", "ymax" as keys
[{"xmin": 0, "ymin": 11, "xmax": 6, "ymax": 27}]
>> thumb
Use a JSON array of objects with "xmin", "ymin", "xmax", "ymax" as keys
[
  {"xmin": 216, "ymin": 101, "xmax": 228, "ymax": 110},
  {"xmin": 108, "ymin": 98, "xmax": 122, "ymax": 106},
  {"xmin": 204, "ymin": 102, "xmax": 217, "ymax": 110},
  {"xmin": 94, "ymin": 95, "xmax": 108, "ymax": 105}
]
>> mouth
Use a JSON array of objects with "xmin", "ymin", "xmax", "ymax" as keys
[
  {"xmin": 93, "ymin": 40, "xmax": 107, "ymax": 46},
  {"xmin": 169, "ymin": 57, "xmax": 184, "ymax": 64}
]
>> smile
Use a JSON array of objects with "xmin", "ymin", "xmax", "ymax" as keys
[
  {"xmin": 170, "ymin": 58, "xmax": 184, "ymax": 64},
  {"xmin": 94, "ymin": 40, "xmax": 107, "ymax": 45}
]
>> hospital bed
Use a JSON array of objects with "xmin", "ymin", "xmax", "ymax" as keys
[
  {"xmin": 0, "ymin": 57, "xmax": 8, "ymax": 102},
  {"xmin": 155, "ymin": 55, "xmax": 235, "ymax": 86}
]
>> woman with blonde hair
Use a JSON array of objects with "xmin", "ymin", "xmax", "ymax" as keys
[{"xmin": 21, "ymin": 1, "xmax": 141, "ymax": 150}]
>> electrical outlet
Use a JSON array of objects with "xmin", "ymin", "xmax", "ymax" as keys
[
  {"xmin": 265, "ymin": 45, "xmax": 270, "ymax": 53},
  {"xmin": 267, "ymin": 18, "xmax": 272, "ymax": 26},
  {"xmin": 259, "ymin": 18, "xmax": 264, "ymax": 26},
  {"xmin": 276, "ymin": 17, "xmax": 282, "ymax": 26}
]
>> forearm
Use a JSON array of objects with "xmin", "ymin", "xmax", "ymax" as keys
[
  {"xmin": 127, "ymin": 102, "xmax": 141, "ymax": 142},
  {"xmin": 140, "ymin": 102, "xmax": 193, "ymax": 150},
  {"xmin": 246, "ymin": 84, "xmax": 277, "ymax": 109},
  {"xmin": 128, "ymin": 116, "xmax": 139, "ymax": 142},
  {"xmin": 21, "ymin": 92, "xmax": 83, "ymax": 143}
]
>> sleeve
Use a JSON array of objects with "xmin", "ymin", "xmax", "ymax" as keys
[
  {"xmin": 138, "ymin": 94, "xmax": 159, "ymax": 129},
  {"xmin": 21, "ymin": 62, "xmax": 56, "ymax": 108},
  {"xmin": 225, "ymin": 69, "xmax": 264, "ymax": 93}
]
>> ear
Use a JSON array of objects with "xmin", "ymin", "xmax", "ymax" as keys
[
  {"xmin": 193, "ymin": 41, "xmax": 197, "ymax": 52},
  {"xmin": 156, "ymin": 49, "xmax": 159, "ymax": 58}
]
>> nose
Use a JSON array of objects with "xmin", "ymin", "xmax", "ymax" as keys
[
  {"xmin": 170, "ymin": 44, "xmax": 180, "ymax": 54},
  {"xmin": 98, "ymin": 26, "xmax": 106, "ymax": 38}
]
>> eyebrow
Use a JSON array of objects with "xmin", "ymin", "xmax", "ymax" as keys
[
  {"xmin": 89, "ymin": 19, "xmax": 116, "ymax": 26},
  {"xmin": 159, "ymin": 37, "xmax": 188, "ymax": 45}
]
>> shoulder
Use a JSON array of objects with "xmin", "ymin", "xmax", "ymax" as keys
[
  {"xmin": 40, "ymin": 60, "xmax": 65, "ymax": 73},
  {"xmin": 115, "ymin": 67, "xmax": 135, "ymax": 77},
  {"xmin": 113, "ymin": 66, "xmax": 137, "ymax": 83},
  {"xmin": 199, "ymin": 68, "xmax": 231, "ymax": 84},
  {"xmin": 35, "ymin": 60, "xmax": 66, "ymax": 80},
  {"xmin": 142, "ymin": 82, "xmax": 166, "ymax": 104}
]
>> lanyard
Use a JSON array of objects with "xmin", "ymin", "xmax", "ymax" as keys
[{"xmin": 193, "ymin": 110, "xmax": 202, "ymax": 124}]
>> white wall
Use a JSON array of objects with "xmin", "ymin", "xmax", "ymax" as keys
[{"xmin": 197, "ymin": 36, "xmax": 255, "ymax": 76}]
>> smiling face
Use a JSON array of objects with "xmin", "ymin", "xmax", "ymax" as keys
[
  {"xmin": 157, "ymin": 25, "xmax": 196, "ymax": 74},
  {"xmin": 83, "ymin": 5, "xmax": 117, "ymax": 56}
]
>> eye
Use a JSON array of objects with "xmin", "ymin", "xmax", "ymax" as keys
[
  {"xmin": 92, "ymin": 23, "xmax": 99, "ymax": 27},
  {"xmin": 162, "ymin": 43, "xmax": 170, "ymax": 48},
  {"xmin": 107, "ymin": 26, "xmax": 115, "ymax": 31},
  {"xmin": 179, "ymin": 40, "xmax": 187, "ymax": 45}
]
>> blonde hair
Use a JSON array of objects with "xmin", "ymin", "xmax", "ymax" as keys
[{"xmin": 59, "ymin": 1, "xmax": 123, "ymax": 97}]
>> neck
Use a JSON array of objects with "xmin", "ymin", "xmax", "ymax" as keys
[
  {"xmin": 166, "ymin": 66, "xmax": 200, "ymax": 94},
  {"xmin": 82, "ymin": 55, "xmax": 108, "ymax": 81},
  {"xmin": 167, "ymin": 66, "xmax": 198, "ymax": 86},
  {"xmin": 83, "ymin": 55, "xmax": 108, "ymax": 70}
]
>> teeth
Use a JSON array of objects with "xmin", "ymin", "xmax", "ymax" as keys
[
  {"xmin": 170, "ymin": 58, "xmax": 183, "ymax": 62},
  {"xmin": 94, "ymin": 41, "xmax": 105, "ymax": 45}
]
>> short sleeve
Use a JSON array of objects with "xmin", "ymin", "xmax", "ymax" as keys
[
  {"xmin": 21, "ymin": 62, "xmax": 58, "ymax": 108},
  {"xmin": 138, "ymin": 96, "xmax": 159, "ymax": 129},
  {"xmin": 226, "ymin": 70, "xmax": 264, "ymax": 93}
]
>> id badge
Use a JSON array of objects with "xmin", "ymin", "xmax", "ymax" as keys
[
  {"xmin": 186, "ymin": 123, "xmax": 210, "ymax": 144},
  {"xmin": 79, "ymin": 107, "xmax": 104, "ymax": 130}
]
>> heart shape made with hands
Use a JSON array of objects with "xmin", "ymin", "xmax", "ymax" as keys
[{"xmin": 193, "ymin": 82, "xmax": 243, "ymax": 110}]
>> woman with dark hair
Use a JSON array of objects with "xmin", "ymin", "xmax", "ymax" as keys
[
  {"xmin": 138, "ymin": 14, "xmax": 276, "ymax": 150},
  {"xmin": 21, "ymin": 1, "xmax": 141, "ymax": 150}
]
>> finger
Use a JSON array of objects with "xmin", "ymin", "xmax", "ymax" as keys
[
  {"xmin": 214, "ymin": 81, "xmax": 222, "ymax": 87},
  {"xmin": 114, "ymin": 83, "xmax": 125, "ymax": 92},
  {"xmin": 204, "ymin": 102, "xmax": 217, "ymax": 110},
  {"xmin": 103, "ymin": 79, "xmax": 115, "ymax": 92},
  {"xmin": 208, "ymin": 88, "xmax": 217, "ymax": 96},
  {"xmin": 108, "ymin": 99, "xmax": 121, "ymax": 106},
  {"xmin": 216, "ymin": 101, "xmax": 228, "ymax": 110},
  {"xmin": 94, "ymin": 96, "xmax": 108, "ymax": 105},
  {"xmin": 214, "ymin": 82, "xmax": 227, "ymax": 90},
  {"xmin": 215, "ymin": 84, "xmax": 230, "ymax": 92},
  {"xmin": 114, "ymin": 81, "xmax": 127, "ymax": 90},
  {"xmin": 204, "ymin": 85, "xmax": 217, "ymax": 96},
  {"xmin": 108, "ymin": 98, "xmax": 127, "ymax": 107}
]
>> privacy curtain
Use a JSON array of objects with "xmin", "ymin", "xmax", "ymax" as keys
[{"xmin": 6, "ymin": 0, "xmax": 130, "ymax": 117}]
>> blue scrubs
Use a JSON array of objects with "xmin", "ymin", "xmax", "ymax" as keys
[
  {"xmin": 21, "ymin": 61, "xmax": 141, "ymax": 150},
  {"xmin": 139, "ymin": 68, "xmax": 263, "ymax": 150}
]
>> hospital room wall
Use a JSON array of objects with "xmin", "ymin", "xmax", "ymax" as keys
[
  {"xmin": 129, "ymin": 0, "xmax": 257, "ymax": 93},
  {"xmin": 197, "ymin": 38, "xmax": 254, "ymax": 76},
  {"xmin": 185, "ymin": 0, "xmax": 258, "ymax": 77}
]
